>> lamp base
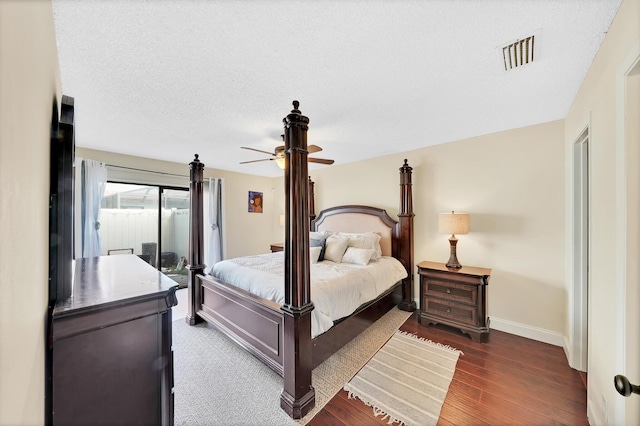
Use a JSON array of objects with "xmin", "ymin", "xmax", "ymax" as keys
[{"xmin": 446, "ymin": 236, "xmax": 462, "ymax": 269}]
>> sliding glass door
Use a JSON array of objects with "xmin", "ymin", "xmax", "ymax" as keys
[
  {"xmin": 100, "ymin": 182, "xmax": 189, "ymax": 287},
  {"xmin": 159, "ymin": 188, "xmax": 189, "ymax": 287}
]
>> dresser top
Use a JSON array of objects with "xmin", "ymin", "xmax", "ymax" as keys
[
  {"xmin": 54, "ymin": 255, "xmax": 178, "ymax": 317},
  {"xmin": 417, "ymin": 261, "xmax": 492, "ymax": 277}
]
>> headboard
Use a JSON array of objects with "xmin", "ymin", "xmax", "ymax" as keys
[{"xmin": 311, "ymin": 205, "xmax": 399, "ymax": 258}]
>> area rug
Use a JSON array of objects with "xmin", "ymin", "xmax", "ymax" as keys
[
  {"xmin": 172, "ymin": 307, "xmax": 411, "ymax": 426},
  {"xmin": 343, "ymin": 331, "xmax": 462, "ymax": 426},
  {"xmin": 298, "ymin": 307, "xmax": 412, "ymax": 424}
]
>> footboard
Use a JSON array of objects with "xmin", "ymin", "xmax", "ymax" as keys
[
  {"xmin": 195, "ymin": 273, "xmax": 402, "ymax": 376},
  {"xmin": 197, "ymin": 274, "xmax": 285, "ymax": 376}
]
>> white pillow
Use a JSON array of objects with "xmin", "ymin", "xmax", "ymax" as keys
[
  {"xmin": 339, "ymin": 232, "xmax": 382, "ymax": 260},
  {"xmin": 323, "ymin": 235, "xmax": 350, "ymax": 263},
  {"xmin": 310, "ymin": 230, "xmax": 330, "ymax": 240},
  {"xmin": 341, "ymin": 247, "xmax": 375, "ymax": 266},
  {"xmin": 309, "ymin": 246, "xmax": 322, "ymax": 264}
]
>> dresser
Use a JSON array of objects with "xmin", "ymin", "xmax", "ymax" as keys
[
  {"xmin": 417, "ymin": 261, "xmax": 491, "ymax": 343},
  {"xmin": 52, "ymin": 255, "xmax": 178, "ymax": 425}
]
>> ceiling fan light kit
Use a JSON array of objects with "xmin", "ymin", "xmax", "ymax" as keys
[
  {"xmin": 275, "ymin": 146, "xmax": 286, "ymax": 169},
  {"xmin": 240, "ymin": 126, "xmax": 334, "ymax": 169}
]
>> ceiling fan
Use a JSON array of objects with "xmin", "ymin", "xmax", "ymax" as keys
[{"xmin": 240, "ymin": 137, "xmax": 335, "ymax": 169}]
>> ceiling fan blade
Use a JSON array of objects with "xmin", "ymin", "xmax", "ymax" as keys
[
  {"xmin": 307, "ymin": 145, "xmax": 322, "ymax": 154},
  {"xmin": 308, "ymin": 157, "xmax": 334, "ymax": 165},
  {"xmin": 241, "ymin": 146, "xmax": 275, "ymax": 156},
  {"xmin": 239, "ymin": 158, "xmax": 274, "ymax": 164}
]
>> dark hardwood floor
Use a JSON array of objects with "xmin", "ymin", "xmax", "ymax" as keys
[{"xmin": 308, "ymin": 313, "xmax": 588, "ymax": 426}]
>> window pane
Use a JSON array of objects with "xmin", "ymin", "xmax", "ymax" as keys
[
  {"xmin": 161, "ymin": 188, "xmax": 189, "ymax": 288},
  {"xmin": 101, "ymin": 183, "xmax": 159, "ymax": 267}
]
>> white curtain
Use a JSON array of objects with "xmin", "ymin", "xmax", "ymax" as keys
[
  {"xmin": 79, "ymin": 159, "xmax": 107, "ymax": 257},
  {"xmin": 204, "ymin": 178, "xmax": 225, "ymax": 274}
]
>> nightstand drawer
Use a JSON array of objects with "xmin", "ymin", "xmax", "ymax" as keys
[
  {"xmin": 425, "ymin": 279, "xmax": 477, "ymax": 305},
  {"xmin": 424, "ymin": 298, "xmax": 477, "ymax": 326}
]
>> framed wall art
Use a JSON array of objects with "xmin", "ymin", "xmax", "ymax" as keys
[{"xmin": 248, "ymin": 191, "xmax": 263, "ymax": 213}]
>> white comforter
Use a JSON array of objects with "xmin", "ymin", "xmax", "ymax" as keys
[{"xmin": 211, "ymin": 252, "xmax": 407, "ymax": 338}]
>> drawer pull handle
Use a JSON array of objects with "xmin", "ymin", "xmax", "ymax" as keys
[
  {"xmin": 446, "ymin": 288, "xmax": 451, "ymax": 294},
  {"xmin": 446, "ymin": 307, "xmax": 451, "ymax": 313}
]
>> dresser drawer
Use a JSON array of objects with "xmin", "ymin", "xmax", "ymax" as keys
[
  {"xmin": 425, "ymin": 279, "xmax": 477, "ymax": 305},
  {"xmin": 424, "ymin": 298, "xmax": 477, "ymax": 326}
]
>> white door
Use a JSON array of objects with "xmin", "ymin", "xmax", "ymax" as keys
[{"xmin": 615, "ymin": 54, "xmax": 640, "ymax": 425}]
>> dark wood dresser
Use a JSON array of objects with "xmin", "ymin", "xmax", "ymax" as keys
[
  {"xmin": 52, "ymin": 255, "xmax": 178, "ymax": 425},
  {"xmin": 417, "ymin": 261, "xmax": 491, "ymax": 343}
]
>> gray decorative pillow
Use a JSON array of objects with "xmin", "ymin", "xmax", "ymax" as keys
[{"xmin": 310, "ymin": 237, "xmax": 328, "ymax": 261}]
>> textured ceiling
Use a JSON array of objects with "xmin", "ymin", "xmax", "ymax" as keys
[{"xmin": 53, "ymin": 0, "xmax": 622, "ymax": 177}]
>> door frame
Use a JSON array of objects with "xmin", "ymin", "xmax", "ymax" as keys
[{"xmin": 570, "ymin": 126, "xmax": 590, "ymax": 372}]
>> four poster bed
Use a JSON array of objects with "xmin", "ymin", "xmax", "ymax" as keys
[{"xmin": 185, "ymin": 101, "xmax": 416, "ymax": 419}]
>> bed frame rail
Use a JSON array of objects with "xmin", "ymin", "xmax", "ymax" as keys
[
  {"xmin": 311, "ymin": 282, "xmax": 402, "ymax": 368},
  {"xmin": 197, "ymin": 274, "xmax": 284, "ymax": 376}
]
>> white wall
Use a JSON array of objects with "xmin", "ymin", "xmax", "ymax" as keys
[
  {"xmin": 0, "ymin": 1, "xmax": 62, "ymax": 424},
  {"xmin": 564, "ymin": 0, "xmax": 640, "ymax": 424},
  {"xmin": 298, "ymin": 120, "xmax": 566, "ymax": 344}
]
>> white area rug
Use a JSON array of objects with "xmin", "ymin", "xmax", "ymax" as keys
[{"xmin": 344, "ymin": 331, "xmax": 462, "ymax": 426}]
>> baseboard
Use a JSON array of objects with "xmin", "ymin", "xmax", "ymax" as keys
[
  {"xmin": 587, "ymin": 395, "xmax": 604, "ymax": 426},
  {"xmin": 490, "ymin": 316, "xmax": 565, "ymax": 347},
  {"xmin": 563, "ymin": 335, "xmax": 572, "ymax": 366}
]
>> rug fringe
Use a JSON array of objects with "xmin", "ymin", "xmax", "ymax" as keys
[
  {"xmin": 347, "ymin": 391, "xmax": 406, "ymax": 425},
  {"xmin": 396, "ymin": 330, "xmax": 464, "ymax": 355}
]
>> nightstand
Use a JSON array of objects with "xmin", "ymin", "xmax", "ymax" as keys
[
  {"xmin": 417, "ymin": 261, "xmax": 491, "ymax": 343},
  {"xmin": 270, "ymin": 243, "xmax": 284, "ymax": 253}
]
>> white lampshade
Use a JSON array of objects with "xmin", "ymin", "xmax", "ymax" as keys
[
  {"xmin": 439, "ymin": 211, "xmax": 470, "ymax": 235},
  {"xmin": 275, "ymin": 157, "xmax": 285, "ymax": 169}
]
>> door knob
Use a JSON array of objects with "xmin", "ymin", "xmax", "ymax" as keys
[{"xmin": 614, "ymin": 375, "xmax": 640, "ymax": 397}]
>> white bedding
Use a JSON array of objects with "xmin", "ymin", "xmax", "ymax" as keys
[{"xmin": 211, "ymin": 252, "xmax": 407, "ymax": 338}]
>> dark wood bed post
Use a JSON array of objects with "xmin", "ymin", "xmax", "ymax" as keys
[
  {"xmin": 280, "ymin": 101, "xmax": 315, "ymax": 418},
  {"xmin": 398, "ymin": 159, "xmax": 417, "ymax": 312},
  {"xmin": 308, "ymin": 177, "xmax": 316, "ymax": 225},
  {"xmin": 186, "ymin": 154, "xmax": 205, "ymax": 325}
]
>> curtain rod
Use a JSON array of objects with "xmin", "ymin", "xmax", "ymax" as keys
[{"xmin": 106, "ymin": 163, "xmax": 188, "ymax": 178}]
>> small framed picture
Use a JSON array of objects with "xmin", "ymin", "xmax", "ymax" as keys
[{"xmin": 248, "ymin": 191, "xmax": 263, "ymax": 213}]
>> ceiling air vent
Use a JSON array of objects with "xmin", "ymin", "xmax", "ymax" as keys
[{"xmin": 501, "ymin": 34, "xmax": 536, "ymax": 71}]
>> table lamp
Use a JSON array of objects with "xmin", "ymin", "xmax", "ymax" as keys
[{"xmin": 439, "ymin": 211, "xmax": 470, "ymax": 269}]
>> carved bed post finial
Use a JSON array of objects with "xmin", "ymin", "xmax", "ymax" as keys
[
  {"xmin": 398, "ymin": 159, "xmax": 416, "ymax": 312},
  {"xmin": 186, "ymin": 154, "xmax": 205, "ymax": 325},
  {"xmin": 280, "ymin": 101, "xmax": 315, "ymax": 418}
]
